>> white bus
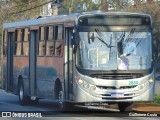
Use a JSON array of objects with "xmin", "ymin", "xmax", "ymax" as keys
[{"xmin": 2, "ymin": 11, "xmax": 155, "ymax": 112}]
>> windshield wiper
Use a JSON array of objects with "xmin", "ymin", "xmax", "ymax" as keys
[
  {"xmin": 117, "ymin": 32, "xmax": 125, "ymax": 42},
  {"xmin": 95, "ymin": 29, "xmax": 115, "ymax": 48},
  {"xmin": 117, "ymin": 32, "xmax": 125, "ymax": 55},
  {"xmin": 121, "ymin": 28, "xmax": 136, "ymax": 57},
  {"xmin": 125, "ymin": 28, "xmax": 136, "ymax": 42}
]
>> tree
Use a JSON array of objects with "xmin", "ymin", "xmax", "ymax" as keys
[{"xmin": 0, "ymin": 0, "xmax": 45, "ymax": 86}]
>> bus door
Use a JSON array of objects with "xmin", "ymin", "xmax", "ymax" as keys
[
  {"xmin": 29, "ymin": 30, "xmax": 38, "ymax": 96},
  {"xmin": 6, "ymin": 32, "xmax": 14, "ymax": 92},
  {"xmin": 64, "ymin": 27, "xmax": 74, "ymax": 100}
]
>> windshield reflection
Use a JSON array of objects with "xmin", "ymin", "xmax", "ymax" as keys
[{"xmin": 76, "ymin": 31, "xmax": 152, "ymax": 71}]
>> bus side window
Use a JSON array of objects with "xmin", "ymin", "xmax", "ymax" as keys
[
  {"xmin": 46, "ymin": 26, "xmax": 54, "ymax": 56},
  {"xmin": 39, "ymin": 27, "xmax": 45, "ymax": 56},
  {"xmin": 22, "ymin": 28, "xmax": 29, "ymax": 56},
  {"xmin": 55, "ymin": 25, "xmax": 64, "ymax": 56},
  {"xmin": 3, "ymin": 31, "xmax": 7, "ymax": 56},
  {"xmin": 15, "ymin": 29, "xmax": 22, "ymax": 56}
]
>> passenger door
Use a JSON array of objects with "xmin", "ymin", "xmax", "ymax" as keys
[
  {"xmin": 6, "ymin": 32, "xmax": 14, "ymax": 92},
  {"xmin": 29, "ymin": 30, "xmax": 38, "ymax": 96},
  {"xmin": 64, "ymin": 27, "xmax": 74, "ymax": 100}
]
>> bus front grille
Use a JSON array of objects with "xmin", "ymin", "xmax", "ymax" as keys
[
  {"xmin": 90, "ymin": 73, "xmax": 143, "ymax": 80},
  {"xmin": 102, "ymin": 97, "xmax": 133, "ymax": 100},
  {"xmin": 101, "ymin": 93, "xmax": 134, "ymax": 100},
  {"xmin": 97, "ymin": 85, "xmax": 137, "ymax": 90},
  {"xmin": 102, "ymin": 93, "xmax": 135, "ymax": 97}
]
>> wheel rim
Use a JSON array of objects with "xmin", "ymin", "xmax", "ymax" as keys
[
  {"xmin": 19, "ymin": 85, "xmax": 23, "ymax": 100},
  {"xmin": 58, "ymin": 91, "xmax": 63, "ymax": 109}
]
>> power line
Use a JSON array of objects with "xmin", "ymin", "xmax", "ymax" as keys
[
  {"xmin": 9, "ymin": 0, "xmax": 40, "ymax": 10},
  {"xmin": 5, "ymin": 0, "xmax": 40, "ymax": 14},
  {"xmin": 11, "ymin": 1, "xmax": 52, "ymax": 15}
]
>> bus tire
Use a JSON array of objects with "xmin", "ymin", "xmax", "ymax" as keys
[
  {"xmin": 57, "ymin": 91, "xmax": 73, "ymax": 111},
  {"xmin": 118, "ymin": 102, "xmax": 133, "ymax": 112},
  {"xmin": 58, "ymin": 90, "xmax": 65, "ymax": 111},
  {"xmin": 18, "ymin": 79, "xmax": 30, "ymax": 105}
]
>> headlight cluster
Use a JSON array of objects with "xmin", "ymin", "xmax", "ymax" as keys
[
  {"xmin": 77, "ymin": 77, "xmax": 96, "ymax": 91},
  {"xmin": 137, "ymin": 77, "xmax": 154, "ymax": 90},
  {"xmin": 137, "ymin": 81, "xmax": 150, "ymax": 90}
]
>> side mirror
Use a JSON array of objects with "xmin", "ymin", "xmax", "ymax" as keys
[
  {"xmin": 71, "ymin": 32, "xmax": 77, "ymax": 45},
  {"xmin": 88, "ymin": 32, "xmax": 95, "ymax": 44},
  {"xmin": 71, "ymin": 32, "xmax": 77, "ymax": 54},
  {"xmin": 73, "ymin": 45, "xmax": 77, "ymax": 54}
]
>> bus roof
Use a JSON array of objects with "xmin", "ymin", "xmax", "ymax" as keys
[
  {"xmin": 78, "ymin": 11, "xmax": 151, "ymax": 20},
  {"xmin": 3, "ymin": 15, "xmax": 76, "ymax": 29},
  {"xmin": 3, "ymin": 11, "xmax": 151, "ymax": 29}
]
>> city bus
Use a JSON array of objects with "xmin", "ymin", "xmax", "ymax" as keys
[{"xmin": 2, "ymin": 11, "xmax": 155, "ymax": 112}]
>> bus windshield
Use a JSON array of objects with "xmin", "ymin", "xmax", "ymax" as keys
[{"xmin": 76, "ymin": 30, "xmax": 152, "ymax": 71}]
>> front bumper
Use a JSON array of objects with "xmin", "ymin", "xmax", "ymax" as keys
[{"xmin": 74, "ymin": 71, "xmax": 155, "ymax": 102}]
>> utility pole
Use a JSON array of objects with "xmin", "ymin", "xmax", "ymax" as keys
[
  {"xmin": 51, "ymin": 0, "xmax": 62, "ymax": 15},
  {"xmin": 40, "ymin": 0, "xmax": 52, "ymax": 16}
]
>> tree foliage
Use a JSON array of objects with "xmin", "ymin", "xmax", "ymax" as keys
[{"xmin": 0, "ymin": 0, "xmax": 44, "ymax": 54}]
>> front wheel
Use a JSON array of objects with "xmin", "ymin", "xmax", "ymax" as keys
[
  {"xmin": 118, "ymin": 102, "xmax": 133, "ymax": 112},
  {"xmin": 58, "ymin": 90, "xmax": 65, "ymax": 111},
  {"xmin": 58, "ymin": 91, "xmax": 74, "ymax": 111},
  {"xmin": 18, "ymin": 80, "xmax": 30, "ymax": 105}
]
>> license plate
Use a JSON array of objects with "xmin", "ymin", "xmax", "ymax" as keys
[{"xmin": 111, "ymin": 93, "xmax": 124, "ymax": 98}]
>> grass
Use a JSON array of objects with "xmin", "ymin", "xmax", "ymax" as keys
[
  {"xmin": 154, "ymin": 94, "xmax": 160, "ymax": 104},
  {"xmin": 134, "ymin": 94, "xmax": 160, "ymax": 105}
]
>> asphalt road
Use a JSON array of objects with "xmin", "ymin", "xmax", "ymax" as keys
[{"xmin": 0, "ymin": 89, "xmax": 159, "ymax": 120}]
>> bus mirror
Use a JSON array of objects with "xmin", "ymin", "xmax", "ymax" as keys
[
  {"xmin": 73, "ymin": 45, "xmax": 77, "ymax": 54},
  {"xmin": 88, "ymin": 32, "xmax": 95, "ymax": 44},
  {"xmin": 71, "ymin": 33, "xmax": 77, "ymax": 54},
  {"xmin": 71, "ymin": 33, "xmax": 77, "ymax": 45}
]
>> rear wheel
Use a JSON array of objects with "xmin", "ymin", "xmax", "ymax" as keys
[
  {"xmin": 118, "ymin": 102, "xmax": 133, "ymax": 112},
  {"xmin": 18, "ymin": 80, "xmax": 30, "ymax": 105}
]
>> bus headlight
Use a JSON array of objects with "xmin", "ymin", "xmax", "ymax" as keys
[
  {"xmin": 78, "ymin": 79, "xmax": 84, "ymax": 85},
  {"xmin": 83, "ymin": 81, "xmax": 90, "ymax": 89},
  {"xmin": 137, "ymin": 81, "xmax": 149, "ymax": 90},
  {"xmin": 76, "ymin": 77, "xmax": 96, "ymax": 91},
  {"xmin": 90, "ymin": 85, "xmax": 96, "ymax": 91},
  {"xmin": 148, "ymin": 79, "xmax": 154, "ymax": 83}
]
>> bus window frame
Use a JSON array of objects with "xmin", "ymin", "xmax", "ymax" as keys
[
  {"xmin": 22, "ymin": 28, "xmax": 30, "ymax": 56},
  {"xmin": 14, "ymin": 28, "xmax": 30, "ymax": 57},
  {"xmin": 14, "ymin": 29, "xmax": 22, "ymax": 56},
  {"xmin": 38, "ymin": 24, "xmax": 65, "ymax": 57},
  {"xmin": 45, "ymin": 25, "xmax": 55, "ymax": 57},
  {"xmin": 54, "ymin": 24, "xmax": 64, "ymax": 57},
  {"xmin": 38, "ymin": 26, "xmax": 46, "ymax": 57}
]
